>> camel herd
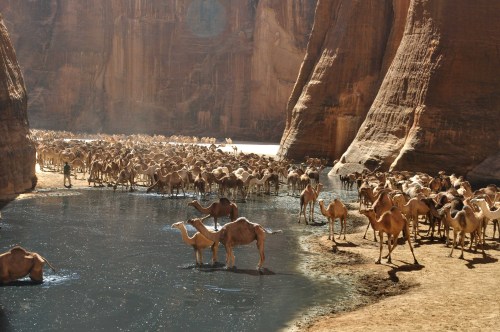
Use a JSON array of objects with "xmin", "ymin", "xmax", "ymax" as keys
[{"xmin": 31, "ymin": 130, "xmax": 499, "ymax": 271}]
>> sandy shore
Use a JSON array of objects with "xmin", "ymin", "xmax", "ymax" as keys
[{"xmin": 25, "ymin": 169, "xmax": 500, "ymax": 331}]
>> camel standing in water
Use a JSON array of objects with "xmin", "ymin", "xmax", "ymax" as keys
[
  {"xmin": 318, "ymin": 198, "xmax": 348, "ymax": 242},
  {"xmin": 360, "ymin": 207, "xmax": 418, "ymax": 265},
  {"xmin": 171, "ymin": 221, "xmax": 219, "ymax": 266},
  {"xmin": 187, "ymin": 198, "xmax": 238, "ymax": 231},
  {"xmin": 298, "ymin": 183, "xmax": 323, "ymax": 224},
  {"xmin": 187, "ymin": 217, "xmax": 282, "ymax": 270}
]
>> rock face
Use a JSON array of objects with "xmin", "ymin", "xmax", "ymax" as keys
[
  {"xmin": 280, "ymin": 0, "xmax": 500, "ymax": 184},
  {"xmin": 1, "ymin": 0, "xmax": 316, "ymax": 141},
  {"xmin": 0, "ymin": 15, "xmax": 36, "ymax": 201}
]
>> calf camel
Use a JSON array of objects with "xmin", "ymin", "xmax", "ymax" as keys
[
  {"xmin": 298, "ymin": 183, "xmax": 323, "ymax": 224},
  {"xmin": 360, "ymin": 207, "xmax": 418, "ymax": 265},
  {"xmin": 186, "ymin": 216, "xmax": 282, "ymax": 270},
  {"xmin": 187, "ymin": 198, "xmax": 238, "ymax": 231},
  {"xmin": 171, "ymin": 222, "xmax": 219, "ymax": 266},
  {"xmin": 318, "ymin": 198, "xmax": 348, "ymax": 242}
]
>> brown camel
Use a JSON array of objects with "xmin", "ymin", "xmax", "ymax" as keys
[
  {"xmin": 186, "ymin": 216, "xmax": 282, "ymax": 270},
  {"xmin": 400, "ymin": 196, "xmax": 439, "ymax": 241},
  {"xmin": 171, "ymin": 221, "xmax": 219, "ymax": 266},
  {"xmin": 443, "ymin": 205, "xmax": 484, "ymax": 259},
  {"xmin": 298, "ymin": 183, "xmax": 323, "ymax": 224},
  {"xmin": 360, "ymin": 207, "xmax": 418, "ymax": 265},
  {"xmin": 363, "ymin": 190, "xmax": 393, "ymax": 241},
  {"xmin": 318, "ymin": 198, "xmax": 348, "ymax": 242},
  {"xmin": 187, "ymin": 198, "xmax": 238, "ymax": 231}
]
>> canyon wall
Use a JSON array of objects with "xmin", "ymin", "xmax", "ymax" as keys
[
  {"xmin": 0, "ymin": 14, "xmax": 36, "ymax": 201},
  {"xmin": 279, "ymin": 0, "xmax": 500, "ymax": 184},
  {"xmin": 0, "ymin": 0, "xmax": 316, "ymax": 141}
]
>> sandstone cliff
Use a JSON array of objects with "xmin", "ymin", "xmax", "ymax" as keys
[
  {"xmin": 1, "ymin": 0, "xmax": 316, "ymax": 141},
  {"xmin": 0, "ymin": 14, "xmax": 36, "ymax": 201},
  {"xmin": 279, "ymin": 0, "xmax": 500, "ymax": 184}
]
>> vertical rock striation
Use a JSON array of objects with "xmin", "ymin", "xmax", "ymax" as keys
[
  {"xmin": 279, "ymin": 0, "xmax": 499, "ymax": 184},
  {"xmin": 1, "ymin": 0, "xmax": 316, "ymax": 141},
  {"xmin": 279, "ymin": 0, "xmax": 410, "ymax": 162},
  {"xmin": 0, "ymin": 14, "xmax": 36, "ymax": 201},
  {"xmin": 330, "ymin": 0, "xmax": 500, "ymax": 184}
]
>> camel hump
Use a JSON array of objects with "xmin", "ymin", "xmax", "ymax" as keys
[
  {"xmin": 219, "ymin": 197, "xmax": 231, "ymax": 205},
  {"xmin": 9, "ymin": 246, "xmax": 28, "ymax": 255}
]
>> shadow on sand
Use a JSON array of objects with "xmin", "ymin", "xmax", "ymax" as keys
[
  {"xmin": 387, "ymin": 262, "xmax": 424, "ymax": 282},
  {"xmin": 464, "ymin": 254, "xmax": 498, "ymax": 269}
]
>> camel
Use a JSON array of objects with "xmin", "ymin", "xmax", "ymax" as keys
[
  {"xmin": 318, "ymin": 198, "xmax": 348, "ymax": 242},
  {"xmin": 470, "ymin": 198, "xmax": 500, "ymax": 241},
  {"xmin": 171, "ymin": 221, "xmax": 219, "ymax": 266},
  {"xmin": 400, "ymin": 196, "xmax": 439, "ymax": 241},
  {"xmin": 298, "ymin": 183, "xmax": 323, "ymax": 225},
  {"xmin": 443, "ymin": 205, "xmax": 484, "ymax": 259},
  {"xmin": 187, "ymin": 198, "xmax": 238, "ymax": 231},
  {"xmin": 363, "ymin": 190, "xmax": 393, "ymax": 241},
  {"xmin": 186, "ymin": 216, "xmax": 281, "ymax": 270},
  {"xmin": 360, "ymin": 207, "xmax": 418, "ymax": 265}
]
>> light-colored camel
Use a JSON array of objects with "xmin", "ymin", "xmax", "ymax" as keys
[
  {"xmin": 298, "ymin": 183, "xmax": 323, "ymax": 224},
  {"xmin": 318, "ymin": 198, "xmax": 348, "ymax": 242},
  {"xmin": 186, "ymin": 216, "xmax": 282, "ymax": 270},
  {"xmin": 171, "ymin": 221, "xmax": 219, "ymax": 266},
  {"xmin": 470, "ymin": 198, "xmax": 500, "ymax": 241},
  {"xmin": 471, "ymin": 198, "xmax": 500, "ymax": 220},
  {"xmin": 443, "ymin": 205, "xmax": 484, "ymax": 259},
  {"xmin": 187, "ymin": 198, "xmax": 238, "ymax": 231},
  {"xmin": 360, "ymin": 207, "xmax": 418, "ymax": 265}
]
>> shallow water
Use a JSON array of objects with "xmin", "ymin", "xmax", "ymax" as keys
[{"xmin": 0, "ymin": 170, "xmax": 358, "ymax": 332}]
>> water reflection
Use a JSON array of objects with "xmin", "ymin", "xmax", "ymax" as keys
[{"xmin": 0, "ymin": 170, "xmax": 358, "ymax": 331}]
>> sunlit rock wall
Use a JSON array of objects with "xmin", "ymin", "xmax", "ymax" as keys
[
  {"xmin": 0, "ymin": 14, "xmax": 36, "ymax": 200},
  {"xmin": 279, "ymin": 0, "xmax": 500, "ymax": 184},
  {"xmin": 1, "ymin": 0, "xmax": 316, "ymax": 141}
]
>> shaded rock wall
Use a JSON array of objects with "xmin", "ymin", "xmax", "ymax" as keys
[
  {"xmin": 279, "ymin": 0, "xmax": 500, "ymax": 184},
  {"xmin": 1, "ymin": 0, "xmax": 316, "ymax": 141},
  {"xmin": 0, "ymin": 14, "xmax": 36, "ymax": 201}
]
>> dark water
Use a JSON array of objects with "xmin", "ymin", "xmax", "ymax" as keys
[{"xmin": 0, "ymin": 171, "xmax": 357, "ymax": 332}]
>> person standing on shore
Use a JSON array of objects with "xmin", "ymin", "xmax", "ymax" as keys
[{"xmin": 63, "ymin": 162, "xmax": 72, "ymax": 188}]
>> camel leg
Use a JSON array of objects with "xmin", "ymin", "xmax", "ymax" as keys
[
  {"xmin": 363, "ymin": 222, "xmax": 371, "ymax": 239},
  {"xmin": 405, "ymin": 223, "xmax": 419, "ymax": 264},
  {"xmin": 214, "ymin": 217, "xmax": 218, "ymax": 231},
  {"xmin": 449, "ymin": 230, "xmax": 458, "ymax": 257},
  {"xmin": 342, "ymin": 218, "xmax": 347, "ymax": 240},
  {"xmin": 225, "ymin": 246, "xmax": 233, "ymax": 269},
  {"xmin": 211, "ymin": 243, "xmax": 218, "ymax": 265},
  {"xmin": 256, "ymin": 238, "xmax": 265, "ymax": 270},
  {"xmin": 385, "ymin": 234, "xmax": 393, "ymax": 263},
  {"xmin": 376, "ymin": 232, "xmax": 383, "ymax": 264},
  {"xmin": 459, "ymin": 231, "xmax": 465, "ymax": 259}
]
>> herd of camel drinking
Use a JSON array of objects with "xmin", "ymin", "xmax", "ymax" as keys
[{"xmin": 2, "ymin": 129, "xmax": 499, "ymax": 283}]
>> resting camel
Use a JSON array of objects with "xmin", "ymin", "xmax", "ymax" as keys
[
  {"xmin": 360, "ymin": 207, "xmax": 418, "ymax": 265},
  {"xmin": 318, "ymin": 198, "xmax": 348, "ymax": 242},
  {"xmin": 187, "ymin": 198, "xmax": 238, "ymax": 231},
  {"xmin": 443, "ymin": 205, "xmax": 484, "ymax": 259},
  {"xmin": 171, "ymin": 221, "xmax": 219, "ymax": 266},
  {"xmin": 186, "ymin": 216, "xmax": 282, "ymax": 270},
  {"xmin": 298, "ymin": 183, "xmax": 323, "ymax": 225}
]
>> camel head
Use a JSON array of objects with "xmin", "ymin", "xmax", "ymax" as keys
[
  {"xmin": 187, "ymin": 200, "xmax": 198, "ymax": 207},
  {"xmin": 359, "ymin": 208, "xmax": 375, "ymax": 219},
  {"xmin": 171, "ymin": 221, "xmax": 183, "ymax": 229}
]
